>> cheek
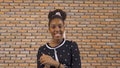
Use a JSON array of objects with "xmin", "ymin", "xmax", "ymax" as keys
[{"xmin": 49, "ymin": 28, "xmax": 54, "ymax": 34}]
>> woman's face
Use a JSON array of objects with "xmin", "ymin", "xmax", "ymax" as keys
[{"xmin": 49, "ymin": 18, "xmax": 65, "ymax": 40}]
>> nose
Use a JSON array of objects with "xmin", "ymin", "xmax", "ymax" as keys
[{"xmin": 55, "ymin": 26, "xmax": 60, "ymax": 32}]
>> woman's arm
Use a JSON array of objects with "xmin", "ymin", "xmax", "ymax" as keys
[
  {"xmin": 71, "ymin": 41, "xmax": 81, "ymax": 68},
  {"xmin": 44, "ymin": 64, "xmax": 50, "ymax": 68},
  {"xmin": 40, "ymin": 54, "xmax": 65, "ymax": 68},
  {"xmin": 37, "ymin": 47, "xmax": 44, "ymax": 68}
]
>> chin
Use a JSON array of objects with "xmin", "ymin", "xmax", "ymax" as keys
[
  {"xmin": 54, "ymin": 37, "xmax": 63, "ymax": 40},
  {"xmin": 54, "ymin": 38, "xmax": 61, "ymax": 40}
]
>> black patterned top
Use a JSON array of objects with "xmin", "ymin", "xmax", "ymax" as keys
[{"xmin": 37, "ymin": 39, "xmax": 81, "ymax": 68}]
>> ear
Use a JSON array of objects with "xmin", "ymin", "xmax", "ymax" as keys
[{"xmin": 48, "ymin": 26, "xmax": 52, "ymax": 33}]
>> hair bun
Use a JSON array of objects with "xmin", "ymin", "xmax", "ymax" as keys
[{"xmin": 48, "ymin": 9, "xmax": 66, "ymax": 21}]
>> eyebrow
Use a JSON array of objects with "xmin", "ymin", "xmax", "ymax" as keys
[{"xmin": 50, "ymin": 23, "xmax": 62, "ymax": 26}]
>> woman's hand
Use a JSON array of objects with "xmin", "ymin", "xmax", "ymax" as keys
[
  {"xmin": 44, "ymin": 64, "xmax": 50, "ymax": 68},
  {"xmin": 40, "ymin": 54, "xmax": 58, "ymax": 66},
  {"xmin": 40, "ymin": 54, "xmax": 65, "ymax": 68}
]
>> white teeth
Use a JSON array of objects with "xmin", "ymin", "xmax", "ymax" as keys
[{"xmin": 55, "ymin": 33, "xmax": 61, "ymax": 36}]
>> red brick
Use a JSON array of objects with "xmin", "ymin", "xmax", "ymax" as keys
[{"xmin": 0, "ymin": 0, "xmax": 119, "ymax": 68}]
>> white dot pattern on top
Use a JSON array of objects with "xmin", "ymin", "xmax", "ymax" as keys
[
  {"xmin": 60, "ymin": 54, "xmax": 62, "ymax": 57},
  {"xmin": 37, "ymin": 39, "xmax": 81, "ymax": 68},
  {"xmin": 63, "ymin": 50, "xmax": 65, "ymax": 52}
]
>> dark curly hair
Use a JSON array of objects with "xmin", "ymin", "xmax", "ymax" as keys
[{"xmin": 48, "ymin": 9, "xmax": 66, "ymax": 27}]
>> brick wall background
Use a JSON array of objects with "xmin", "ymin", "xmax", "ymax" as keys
[{"xmin": 0, "ymin": 0, "xmax": 119, "ymax": 68}]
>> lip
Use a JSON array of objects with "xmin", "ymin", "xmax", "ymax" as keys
[{"xmin": 54, "ymin": 33, "xmax": 61, "ymax": 37}]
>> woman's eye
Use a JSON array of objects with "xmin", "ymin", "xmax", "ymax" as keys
[
  {"xmin": 51, "ymin": 26, "xmax": 55, "ymax": 29},
  {"xmin": 58, "ymin": 25, "xmax": 62, "ymax": 28}
]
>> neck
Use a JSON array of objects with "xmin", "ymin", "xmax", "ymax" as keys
[
  {"xmin": 53, "ymin": 38, "xmax": 63, "ymax": 44},
  {"xmin": 50, "ymin": 38, "xmax": 63, "ymax": 47}
]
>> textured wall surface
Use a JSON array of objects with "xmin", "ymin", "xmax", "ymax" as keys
[{"xmin": 0, "ymin": 0, "xmax": 119, "ymax": 68}]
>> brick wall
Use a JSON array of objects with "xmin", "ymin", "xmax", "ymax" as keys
[{"xmin": 0, "ymin": 0, "xmax": 119, "ymax": 68}]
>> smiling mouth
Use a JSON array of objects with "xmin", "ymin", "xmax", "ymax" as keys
[{"xmin": 54, "ymin": 33, "xmax": 61, "ymax": 37}]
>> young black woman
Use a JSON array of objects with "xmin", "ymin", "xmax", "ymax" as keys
[{"xmin": 37, "ymin": 9, "xmax": 81, "ymax": 68}]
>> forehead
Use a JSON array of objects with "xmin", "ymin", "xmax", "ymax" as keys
[{"xmin": 50, "ymin": 18, "xmax": 63, "ymax": 25}]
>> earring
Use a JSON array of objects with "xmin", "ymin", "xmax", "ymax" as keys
[{"xmin": 63, "ymin": 31, "xmax": 66, "ymax": 38}]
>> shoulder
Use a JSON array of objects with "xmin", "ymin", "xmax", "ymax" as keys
[
  {"xmin": 65, "ymin": 40, "xmax": 78, "ymax": 49},
  {"xmin": 38, "ymin": 44, "xmax": 46, "ymax": 52},
  {"xmin": 65, "ymin": 39, "xmax": 78, "ymax": 45}
]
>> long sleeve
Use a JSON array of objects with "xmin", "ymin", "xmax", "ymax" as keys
[
  {"xmin": 71, "ymin": 42, "xmax": 81, "ymax": 68},
  {"xmin": 37, "ymin": 47, "xmax": 44, "ymax": 68}
]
